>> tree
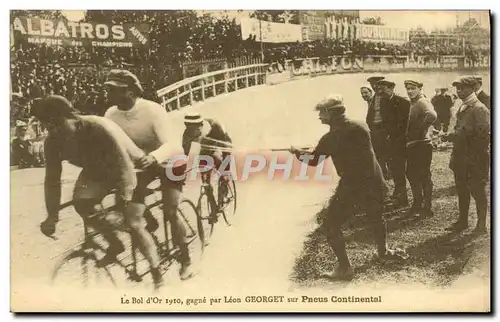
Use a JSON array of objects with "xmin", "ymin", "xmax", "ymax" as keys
[
  {"xmin": 250, "ymin": 10, "xmax": 299, "ymax": 24},
  {"xmin": 361, "ymin": 16, "xmax": 384, "ymax": 25}
]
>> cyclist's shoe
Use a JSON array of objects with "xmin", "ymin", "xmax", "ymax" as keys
[
  {"xmin": 96, "ymin": 243, "xmax": 125, "ymax": 267},
  {"xmin": 208, "ymin": 214, "xmax": 219, "ymax": 224},
  {"xmin": 151, "ymin": 267, "xmax": 164, "ymax": 291},
  {"xmin": 144, "ymin": 209, "xmax": 159, "ymax": 232},
  {"xmin": 40, "ymin": 217, "xmax": 58, "ymax": 237},
  {"xmin": 179, "ymin": 263, "xmax": 195, "ymax": 281}
]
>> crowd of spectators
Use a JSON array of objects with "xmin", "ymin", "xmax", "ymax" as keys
[
  {"xmin": 9, "ymin": 10, "xmax": 490, "ymax": 167},
  {"xmin": 10, "ymin": 10, "xmax": 489, "ymax": 123}
]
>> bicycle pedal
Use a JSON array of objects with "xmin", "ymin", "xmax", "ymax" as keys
[{"xmin": 128, "ymin": 271, "xmax": 143, "ymax": 282}]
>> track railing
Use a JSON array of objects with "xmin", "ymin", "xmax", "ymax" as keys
[{"xmin": 156, "ymin": 63, "xmax": 268, "ymax": 111}]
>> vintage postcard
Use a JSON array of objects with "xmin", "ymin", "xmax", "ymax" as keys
[{"xmin": 10, "ymin": 9, "xmax": 491, "ymax": 312}]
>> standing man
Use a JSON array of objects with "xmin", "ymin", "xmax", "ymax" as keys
[
  {"xmin": 404, "ymin": 80, "xmax": 437, "ymax": 217},
  {"xmin": 444, "ymin": 77, "xmax": 490, "ymax": 233},
  {"xmin": 103, "ymin": 69, "xmax": 194, "ymax": 283},
  {"xmin": 365, "ymin": 76, "xmax": 391, "ymax": 180},
  {"xmin": 290, "ymin": 94, "xmax": 403, "ymax": 280},
  {"xmin": 473, "ymin": 76, "xmax": 490, "ymax": 110},
  {"xmin": 431, "ymin": 88, "xmax": 454, "ymax": 133},
  {"xmin": 376, "ymin": 79, "xmax": 410, "ymax": 207}
]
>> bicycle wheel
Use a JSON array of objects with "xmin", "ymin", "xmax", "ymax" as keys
[
  {"xmin": 218, "ymin": 176, "xmax": 237, "ymax": 226},
  {"xmin": 177, "ymin": 198, "xmax": 204, "ymax": 260},
  {"xmin": 196, "ymin": 189, "xmax": 217, "ymax": 246},
  {"xmin": 51, "ymin": 247, "xmax": 116, "ymax": 289}
]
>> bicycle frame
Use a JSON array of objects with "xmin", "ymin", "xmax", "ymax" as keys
[{"xmin": 53, "ymin": 184, "xmax": 197, "ymax": 285}]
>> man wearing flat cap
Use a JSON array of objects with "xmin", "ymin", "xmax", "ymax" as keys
[
  {"xmin": 431, "ymin": 87, "xmax": 454, "ymax": 133},
  {"xmin": 444, "ymin": 76, "xmax": 490, "ymax": 233},
  {"xmin": 404, "ymin": 79, "xmax": 437, "ymax": 217},
  {"xmin": 472, "ymin": 76, "xmax": 490, "ymax": 110},
  {"xmin": 376, "ymin": 79, "xmax": 411, "ymax": 207},
  {"xmin": 290, "ymin": 94, "xmax": 405, "ymax": 280},
  {"xmin": 104, "ymin": 69, "xmax": 195, "ymax": 288},
  {"xmin": 365, "ymin": 76, "xmax": 391, "ymax": 180}
]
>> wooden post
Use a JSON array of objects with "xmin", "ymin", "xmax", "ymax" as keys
[
  {"xmin": 245, "ymin": 68, "xmax": 249, "ymax": 88},
  {"xmin": 188, "ymin": 83, "xmax": 193, "ymax": 105},
  {"xmin": 176, "ymin": 89, "xmax": 180, "ymax": 110},
  {"xmin": 201, "ymin": 81, "xmax": 205, "ymax": 101},
  {"xmin": 224, "ymin": 61, "xmax": 229, "ymax": 93}
]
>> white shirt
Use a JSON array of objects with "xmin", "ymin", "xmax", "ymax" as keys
[{"xmin": 105, "ymin": 98, "xmax": 182, "ymax": 163}]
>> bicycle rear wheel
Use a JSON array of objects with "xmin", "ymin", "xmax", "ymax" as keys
[
  {"xmin": 51, "ymin": 247, "xmax": 116, "ymax": 289},
  {"xmin": 219, "ymin": 177, "xmax": 237, "ymax": 226}
]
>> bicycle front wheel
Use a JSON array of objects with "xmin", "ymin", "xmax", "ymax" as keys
[
  {"xmin": 51, "ymin": 247, "xmax": 116, "ymax": 289},
  {"xmin": 177, "ymin": 198, "xmax": 204, "ymax": 260},
  {"xmin": 219, "ymin": 177, "xmax": 237, "ymax": 226},
  {"xmin": 196, "ymin": 190, "xmax": 216, "ymax": 247}
]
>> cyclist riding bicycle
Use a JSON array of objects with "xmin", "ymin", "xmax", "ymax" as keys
[
  {"xmin": 32, "ymin": 95, "xmax": 170, "ymax": 289},
  {"xmin": 103, "ymin": 69, "xmax": 193, "ymax": 284},
  {"xmin": 182, "ymin": 112, "xmax": 233, "ymax": 207}
]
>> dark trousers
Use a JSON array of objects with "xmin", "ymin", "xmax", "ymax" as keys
[
  {"xmin": 370, "ymin": 125, "xmax": 390, "ymax": 179},
  {"xmin": 406, "ymin": 142, "xmax": 433, "ymax": 209},
  {"xmin": 453, "ymin": 164, "xmax": 488, "ymax": 228},
  {"xmin": 388, "ymin": 139, "xmax": 408, "ymax": 202},
  {"xmin": 322, "ymin": 179, "xmax": 388, "ymax": 262}
]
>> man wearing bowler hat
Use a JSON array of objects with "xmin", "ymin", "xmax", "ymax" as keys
[
  {"xmin": 375, "ymin": 79, "xmax": 410, "ymax": 208},
  {"xmin": 444, "ymin": 76, "xmax": 490, "ymax": 233},
  {"xmin": 366, "ymin": 76, "xmax": 391, "ymax": 180}
]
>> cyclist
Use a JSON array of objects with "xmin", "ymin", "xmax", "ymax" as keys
[
  {"xmin": 32, "ymin": 95, "xmax": 170, "ymax": 289},
  {"xmin": 182, "ymin": 112, "xmax": 233, "ymax": 209},
  {"xmin": 103, "ymin": 69, "xmax": 194, "ymax": 283}
]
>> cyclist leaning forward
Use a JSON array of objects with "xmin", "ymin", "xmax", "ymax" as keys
[
  {"xmin": 33, "ymin": 95, "xmax": 168, "ymax": 288},
  {"xmin": 103, "ymin": 70, "xmax": 194, "ymax": 286},
  {"xmin": 182, "ymin": 112, "xmax": 233, "ymax": 210}
]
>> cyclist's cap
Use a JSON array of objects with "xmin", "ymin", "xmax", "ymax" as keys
[
  {"xmin": 184, "ymin": 112, "xmax": 203, "ymax": 124},
  {"xmin": 105, "ymin": 69, "xmax": 144, "ymax": 92},
  {"xmin": 404, "ymin": 80, "xmax": 423, "ymax": 88},
  {"xmin": 452, "ymin": 76, "xmax": 477, "ymax": 88},
  {"xmin": 315, "ymin": 94, "xmax": 345, "ymax": 114},
  {"xmin": 32, "ymin": 95, "xmax": 80, "ymax": 122}
]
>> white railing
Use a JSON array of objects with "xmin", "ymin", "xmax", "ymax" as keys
[{"xmin": 156, "ymin": 63, "xmax": 268, "ymax": 111}]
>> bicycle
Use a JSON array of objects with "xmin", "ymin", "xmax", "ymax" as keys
[
  {"xmin": 50, "ymin": 175, "xmax": 202, "ymax": 289},
  {"xmin": 195, "ymin": 165, "xmax": 237, "ymax": 247}
]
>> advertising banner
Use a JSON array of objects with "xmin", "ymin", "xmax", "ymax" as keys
[
  {"xmin": 11, "ymin": 16, "xmax": 151, "ymax": 48},
  {"xmin": 298, "ymin": 11, "xmax": 327, "ymax": 41},
  {"xmin": 240, "ymin": 18, "xmax": 302, "ymax": 43},
  {"xmin": 355, "ymin": 24, "xmax": 409, "ymax": 44}
]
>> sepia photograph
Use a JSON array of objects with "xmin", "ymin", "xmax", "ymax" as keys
[{"xmin": 9, "ymin": 8, "xmax": 491, "ymax": 313}]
